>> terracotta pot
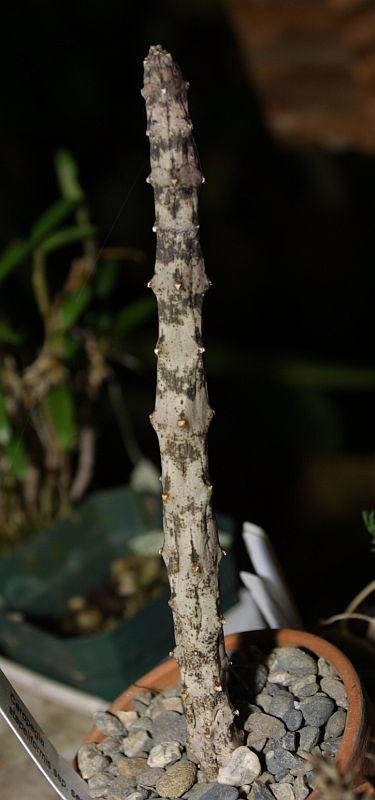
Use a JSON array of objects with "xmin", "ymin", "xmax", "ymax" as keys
[{"xmin": 82, "ymin": 629, "xmax": 374, "ymax": 797}]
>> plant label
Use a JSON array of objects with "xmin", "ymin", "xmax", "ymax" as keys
[{"xmin": 0, "ymin": 666, "xmax": 92, "ymax": 799}]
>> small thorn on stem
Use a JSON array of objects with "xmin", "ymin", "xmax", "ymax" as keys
[{"xmin": 162, "ymin": 492, "xmax": 169, "ymax": 502}]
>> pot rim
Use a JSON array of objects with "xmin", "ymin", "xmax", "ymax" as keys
[{"xmin": 82, "ymin": 628, "xmax": 372, "ymax": 796}]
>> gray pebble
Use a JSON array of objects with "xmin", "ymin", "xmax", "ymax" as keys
[
  {"xmin": 97, "ymin": 736, "xmax": 124, "ymax": 757},
  {"xmin": 293, "ymin": 776, "xmax": 309, "ymax": 800},
  {"xmin": 265, "ymin": 748, "xmax": 305, "ymax": 777},
  {"xmin": 133, "ymin": 690, "xmax": 153, "ymax": 705},
  {"xmin": 114, "ymin": 757, "xmax": 138, "ymax": 777},
  {"xmin": 147, "ymin": 698, "xmax": 166, "ymax": 720},
  {"xmin": 317, "ymin": 657, "xmax": 337, "ymax": 678},
  {"xmin": 77, "ymin": 744, "xmax": 110, "ymax": 780},
  {"xmin": 320, "ymin": 738, "xmax": 341, "ymax": 758},
  {"xmin": 269, "ymin": 784, "xmax": 294, "ymax": 800},
  {"xmin": 268, "ymin": 648, "xmax": 317, "ymax": 677},
  {"xmin": 147, "ymin": 742, "xmax": 182, "ymax": 768},
  {"xmin": 153, "ymin": 711, "xmax": 187, "ymax": 746},
  {"xmin": 298, "ymin": 726, "xmax": 319, "ymax": 752},
  {"xmin": 279, "ymin": 733, "xmax": 296, "ymax": 751},
  {"xmin": 87, "ymin": 772, "xmax": 114, "ymax": 798},
  {"xmin": 126, "ymin": 791, "xmax": 148, "ymax": 800},
  {"xmin": 107, "ymin": 778, "xmax": 141, "ymax": 800},
  {"xmin": 267, "ymin": 672, "xmax": 294, "ymax": 688},
  {"xmin": 320, "ymin": 677, "xmax": 347, "ymax": 709},
  {"xmin": 305, "ymin": 771, "xmax": 316, "ymax": 790},
  {"xmin": 162, "ymin": 686, "xmax": 181, "ymax": 698},
  {"xmin": 268, "ymin": 693, "xmax": 294, "ymax": 722},
  {"xmin": 245, "ymin": 712, "xmax": 286, "ymax": 740},
  {"xmin": 116, "ymin": 711, "xmax": 139, "ymax": 729},
  {"xmin": 117, "ymin": 757, "xmax": 148, "ymax": 780},
  {"xmin": 184, "ymin": 782, "xmax": 239, "ymax": 800},
  {"xmin": 159, "ymin": 697, "xmax": 184, "ymax": 714},
  {"xmin": 107, "ymin": 763, "xmax": 122, "ymax": 776},
  {"xmin": 255, "ymin": 692, "xmax": 272, "ymax": 713},
  {"xmin": 249, "ymin": 781, "xmax": 274, "ymax": 800},
  {"xmin": 258, "ymin": 773, "xmax": 274, "ymax": 785},
  {"xmin": 300, "ymin": 695, "xmax": 335, "ymax": 726},
  {"xmin": 325, "ymin": 708, "xmax": 346, "ymax": 739},
  {"xmin": 284, "ymin": 709, "xmax": 303, "ymax": 732},
  {"xmin": 123, "ymin": 731, "xmax": 152, "ymax": 757},
  {"xmin": 137, "ymin": 767, "xmax": 166, "ymax": 788},
  {"xmin": 290, "ymin": 675, "xmax": 318, "ymax": 698},
  {"xmin": 94, "ymin": 711, "xmax": 126, "ymax": 736},
  {"xmin": 271, "ymin": 772, "xmax": 289, "ymax": 783},
  {"xmin": 129, "ymin": 717, "xmax": 154, "ymax": 734},
  {"xmin": 133, "ymin": 700, "xmax": 150, "ymax": 714},
  {"xmin": 254, "ymin": 664, "xmax": 268, "ymax": 693},
  {"xmin": 247, "ymin": 736, "xmax": 267, "ymax": 753},
  {"xmin": 266, "ymin": 683, "xmax": 286, "ymax": 697}
]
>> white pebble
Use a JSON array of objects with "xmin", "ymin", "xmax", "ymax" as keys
[
  {"xmin": 160, "ymin": 696, "xmax": 184, "ymax": 714},
  {"xmin": 123, "ymin": 730, "xmax": 152, "ymax": 757},
  {"xmin": 115, "ymin": 710, "xmax": 138, "ymax": 728},
  {"xmin": 147, "ymin": 741, "xmax": 182, "ymax": 768},
  {"xmin": 270, "ymin": 785, "xmax": 295, "ymax": 800},
  {"xmin": 217, "ymin": 746, "xmax": 261, "ymax": 786}
]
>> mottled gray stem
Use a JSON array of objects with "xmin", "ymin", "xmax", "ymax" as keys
[{"xmin": 142, "ymin": 45, "xmax": 239, "ymax": 777}]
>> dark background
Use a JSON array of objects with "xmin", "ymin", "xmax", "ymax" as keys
[{"xmin": 2, "ymin": 0, "xmax": 374, "ymax": 622}]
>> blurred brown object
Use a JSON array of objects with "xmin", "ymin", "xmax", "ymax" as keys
[{"xmin": 227, "ymin": 0, "xmax": 375, "ymax": 150}]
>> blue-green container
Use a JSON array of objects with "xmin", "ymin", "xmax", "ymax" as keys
[{"xmin": 0, "ymin": 487, "xmax": 238, "ymax": 699}]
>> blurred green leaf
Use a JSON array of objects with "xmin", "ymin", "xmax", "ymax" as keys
[
  {"xmin": 363, "ymin": 509, "xmax": 375, "ymax": 544},
  {"xmin": 115, "ymin": 296, "xmax": 155, "ymax": 337},
  {"xmin": 46, "ymin": 386, "xmax": 76, "ymax": 451},
  {"xmin": 96, "ymin": 259, "xmax": 120, "ymax": 299},
  {"xmin": 48, "ymin": 331, "xmax": 79, "ymax": 360},
  {"xmin": 0, "ymin": 390, "xmax": 11, "ymax": 446},
  {"xmin": 0, "ymin": 321, "xmax": 23, "ymax": 345},
  {"xmin": 4, "ymin": 436, "xmax": 28, "ymax": 479},
  {"xmin": 277, "ymin": 359, "xmax": 375, "ymax": 391},
  {"xmin": 55, "ymin": 149, "xmax": 85, "ymax": 203},
  {"xmin": 40, "ymin": 225, "xmax": 96, "ymax": 255},
  {"xmin": 30, "ymin": 198, "xmax": 76, "ymax": 246},
  {"xmin": 0, "ymin": 240, "xmax": 30, "ymax": 286},
  {"xmin": 57, "ymin": 286, "xmax": 92, "ymax": 331}
]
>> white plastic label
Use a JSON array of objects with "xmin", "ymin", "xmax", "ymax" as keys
[{"xmin": 0, "ymin": 666, "xmax": 92, "ymax": 799}]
